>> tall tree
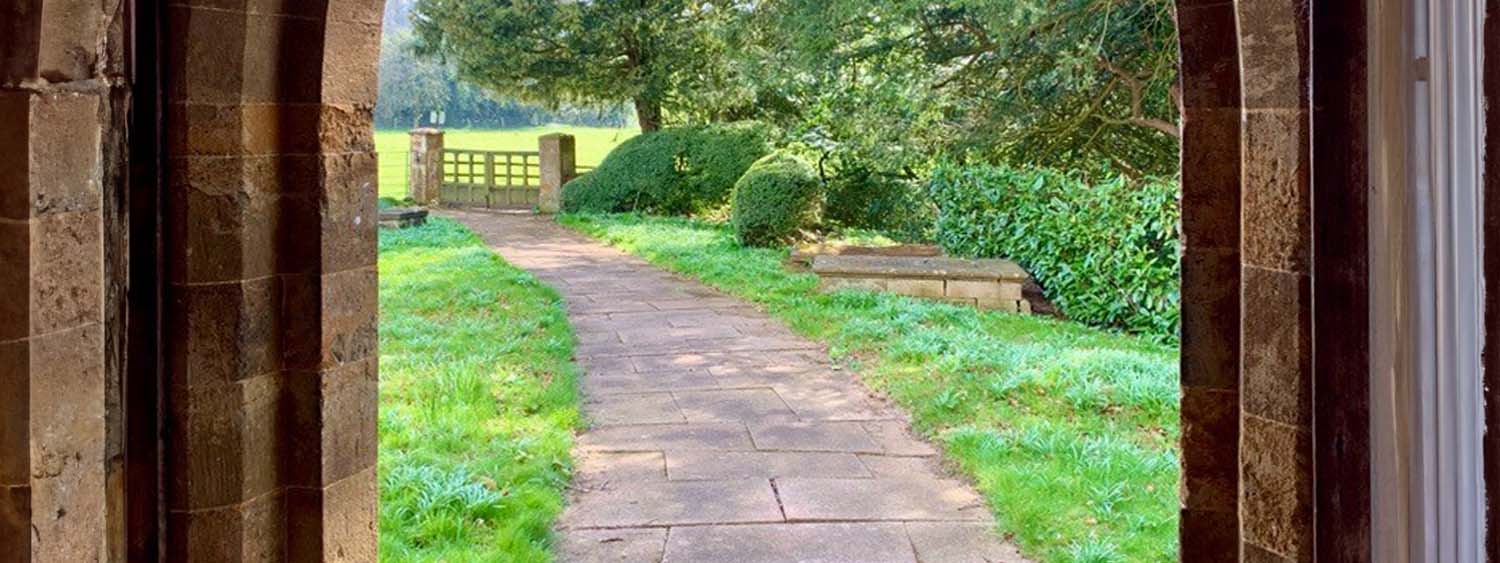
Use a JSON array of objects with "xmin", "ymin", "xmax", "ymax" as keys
[
  {"xmin": 376, "ymin": 30, "xmax": 451, "ymax": 128},
  {"xmin": 411, "ymin": 0, "xmax": 740, "ymax": 132},
  {"xmin": 732, "ymin": 0, "xmax": 1180, "ymax": 178}
]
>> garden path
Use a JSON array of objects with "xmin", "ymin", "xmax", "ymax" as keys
[{"xmin": 447, "ymin": 210, "xmax": 1027, "ymax": 563}]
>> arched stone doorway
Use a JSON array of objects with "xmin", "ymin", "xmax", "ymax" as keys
[{"xmin": 0, "ymin": 0, "xmax": 1496, "ymax": 560}]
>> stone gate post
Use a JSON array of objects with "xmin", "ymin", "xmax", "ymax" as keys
[
  {"xmin": 537, "ymin": 133, "xmax": 577, "ymax": 214},
  {"xmin": 409, "ymin": 128, "xmax": 444, "ymax": 205}
]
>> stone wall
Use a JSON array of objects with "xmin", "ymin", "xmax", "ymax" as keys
[
  {"xmin": 2, "ymin": 2, "xmax": 385, "ymax": 561},
  {"xmin": 1, "ymin": 1, "xmax": 128, "ymax": 561},
  {"xmin": 162, "ymin": 2, "xmax": 383, "ymax": 560},
  {"xmin": 1174, "ymin": 1, "xmax": 1242, "ymax": 558}
]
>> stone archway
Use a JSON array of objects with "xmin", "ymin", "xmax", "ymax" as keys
[
  {"xmin": 1, "ymin": 0, "xmax": 1496, "ymax": 561},
  {"xmin": 2, "ymin": 1, "xmax": 382, "ymax": 560},
  {"xmin": 1176, "ymin": 1, "xmax": 1500, "ymax": 561}
]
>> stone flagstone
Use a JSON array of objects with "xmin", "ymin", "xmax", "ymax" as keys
[{"xmin": 447, "ymin": 210, "xmax": 1029, "ymax": 562}]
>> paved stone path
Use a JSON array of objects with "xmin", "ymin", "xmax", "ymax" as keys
[{"xmin": 447, "ymin": 210, "xmax": 1027, "ymax": 563}]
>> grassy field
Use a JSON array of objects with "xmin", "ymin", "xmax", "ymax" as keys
[
  {"xmin": 375, "ymin": 126, "xmax": 638, "ymax": 199},
  {"xmin": 378, "ymin": 218, "xmax": 582, "ymax": 561},
  {"xmin": 560, "ymin": 213, "xmax": 1181, "ymax": 563}
]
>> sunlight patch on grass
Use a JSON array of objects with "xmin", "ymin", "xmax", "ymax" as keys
[
  {"xmin": 558, "ymin": 212, "xmax": 1180, "ymax": 563},
  {"xmin": 379, "ymin": 218, "xmax": 581, "ymax": 562}
]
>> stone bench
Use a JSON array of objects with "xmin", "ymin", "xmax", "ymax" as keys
[
  {"xmin": 811, "ymin": 254, "xmax": 1034, "ymax": 312},
  {"xmin": 379, "ymin": 207, "xmax": 429, "ymax": 229}
]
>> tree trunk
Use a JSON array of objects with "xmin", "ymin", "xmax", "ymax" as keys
[{"xmin": 634, "ymin": 97, "xmax": 662, "ymax": 132}]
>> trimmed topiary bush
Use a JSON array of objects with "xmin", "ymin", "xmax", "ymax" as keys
[
  {"xmin": 731, "ymin": 152, "xmax": 821, "ymax": 247},
  {"xmin": 560, "ymin": 122, "xmax": 770, "ymax": 215},
  {"xmin": 929, "ymin": 162, "xmax": 1180, "ymax": 339},
  {"xmin": 561, "ymin": 132, "xmax": 681, "ymax": 213}
]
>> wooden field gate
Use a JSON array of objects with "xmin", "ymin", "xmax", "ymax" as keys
[{"xmin": 439, "ymin": 149, "xmax": 542, "ymax": 210}]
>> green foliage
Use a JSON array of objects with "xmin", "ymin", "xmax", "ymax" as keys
[
  {"xmin": 730, "ymin": 152, "xmax": 821, "ymax": 246},
  {"xmin": 721, "ymin": 0, "xmax": 1179, "ymax": 179},
  {"xmin": 376, "ymin": 30, "xmax": 628, "ymax": 130},
  {"xmin": 558, "ymin": 213, "xmax": 1180, "ymax": 562},
  {"xmin": 412, "ymin": 0, "xmax": 743, "ymax": 131},
  {"xmin": 928, "ymin": 163, "xmax": 1180, "ymax": 338},
  {"xmin": 561, "ymin": 123, "xmax": 770, "ymax": 215},
  {"xmin": 378, "ymin": 218, "xmax": 581, "ymax": 561},
  {"xmin": 822, "ymin": 165, "xmax": 934, "ymax": 241}
]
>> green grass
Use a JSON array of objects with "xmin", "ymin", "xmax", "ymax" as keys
[
  {"xmin": 559, "ymin": 213, "xmax": 1181, "ymax": 563},
  {"xmin": 375, "ymin": 126, "xmax": 639, "ymax": 199},
  {"xmin": 378, "ymin": 218, "xmax": 582, "ymax": 562}
]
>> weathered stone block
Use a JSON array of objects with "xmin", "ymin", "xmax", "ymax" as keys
[
  {"xmin": 30, "ymin": 211, "xmax": 103, "ymax": 335},
  {"xmin": 1180, "ymin": 386, "xmax": 1238, "ymax": 511},
  {"xmin": 242, "ymin": 14, "xmax": 325, "ymax": 104},
  {"xmin": 168, "ymin": 184, "xmax": 280, "ymax": 283},
  {"xmin": 167, "ymin": 490, "xmax": 287, "ymax": 563},
  {"xmin": 28, "ymin": 93, "xmax": 103, "ymax": 218},
  {"xmin": 884, "ymin": 278, "xmax": 945, "ymax": 298},
  {"xmin": 946, "ymin": 279, "xmax": 1022, "ymax": 301},
  {"xmin": 165, "ymin": 5, "xmax": 248, "ymax": 104},
  {"xmin": 321, "ymin": 20, "xmax": 382, "ymax": 105},
  {"xmin": 27, "ymin": 325, "xmax": 106, "ymax": 563},
  {"xmin": 167, "ymin": 278, "xmax": 282, "ymax": 386},
  {"xmin": 1179, "ymin": 507, "xmax": 1238, "ymax": 563},
  {"xmin": 166, "ymin": 102, "xmax": 245, "ymax": 157},
  {"xmin": 1235, "ymin": 0, "xmax": 1309, "ymax": 110},
  {"xmin": 818, "ymin": 276, "xmax": 887, "ymax": 293},
  {"xmin": 1180, "ymin": 108, "xmax": 1241, "ymax": 251},
  {"xmin": 317, "ymin": 104, "xmax": 375, "ymax": 154},
  {"xmin": 281, "ymin": 359, "xmax": 378, "ymax": 488},
  {"xmin": 1180, "ymin": 248, "xmax": 1239, "ymax": 389},
  {"xmin": 317, "ymin": 152, "xmax": 379, "ymax": 274},
  {"xmin": 1242, "ymin": 267, "xmax": 1311, "ymax": 427},
  {"xmin": 1175, "ymin": 4, "xmax": 1241, "ymax": 109},
  {"xmin": 166, "ymin": 373, "xmax": 282, "ymax": 510},
  {"xmin": 28, "ymin": 324, "xmax": 105, "ymax": 482},
  {"xmin": 1242, "ymin": 110, "xmax": 1311, "ymax": 272},
  {"xmin": 328, "ymin": 0, "xmax": 388, "ymax": 24},
  {"xmin": 286, "ymin": 467, "xmax": 378, "ymax": 562},
  {"xmin": 974, "ymin": 298, "xmax": 1024, "ymax": 312},
  {"xmin": 32, "ymin": 0, "xmax": 106, "ymax": 83},
  {"xmin": 1241, "ymin": 415, "xmax": 1312, "ymax": 560}
]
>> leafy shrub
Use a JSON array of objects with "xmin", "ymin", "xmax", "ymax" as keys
[
  {"xmin": 823, "ymin": 165, "xmax": 935, "ymax": 241},
  {"xmin": 929, "ymin": 163, "xmax": 1180, "ymax": 338},
  {"xmin": 561, "ymin": 133, "xmax": 681, "ymax": 213},
  {"xmin": 731, "ymin": 152, "xmax": 821, "ymax": 246},
  {"xmin": 561, "ymin": 122, "xmax": 770, "ymax": 215}
]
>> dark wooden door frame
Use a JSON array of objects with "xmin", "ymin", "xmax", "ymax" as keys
[
  {"xmin": 125, "ymin": 0, "xmax": 165, "ymax": 560},
  {"xmin": 1310, "ymin": 1, "xmax": 1371, "ymax": 561}
]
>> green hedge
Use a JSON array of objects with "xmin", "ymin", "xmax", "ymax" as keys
[
  {"xmin": 731, "ymin": 152, "xmax": 821, "ymax": 247},
  {"xmin": 929, "ymin": 163, "xmax": 1180, "ymax": 338},
  {"xmin": 561, "ymin": 122, "xmax": 770, "ymax": 215}
]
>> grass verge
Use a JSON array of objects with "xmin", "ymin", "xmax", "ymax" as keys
[
  {"xmin": 379, "ymin": 218, "xmax": 581, "ymax": 562},
  {"xmin": 559, "ymin": 213, "xmax": 1181, "ymax": 563}
]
